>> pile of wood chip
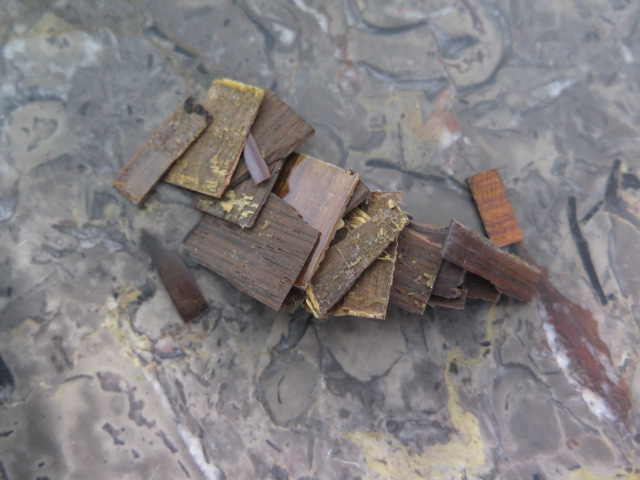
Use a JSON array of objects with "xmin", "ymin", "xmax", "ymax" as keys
[{"xmin": 113, "ymin": 79, "xmax": 541, "ymax": 322}]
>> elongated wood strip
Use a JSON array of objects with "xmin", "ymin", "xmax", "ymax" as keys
[
  {"xmin": 193, "ymin": 158, "xmax": 285, "ymax": 229},
  {"xmin": 409, "ymin": 223, "xmax": 448, "ymax": 243},
  {"xmin": 244, "ymin": 133, "xmax": 271, "ymax": 184},
  {"xmin": 113, "ymin": 96, "xmax": 211, "ymax": 205},
  {"xmin": 344, "ymin": 180, "xmax": 372, "ymax": 214},
  {"xmin": 390, "ymin": 229, "xmax": 443, "ymax": 314},
  {"xmin": 184, "ymin": 194, "xmax": 319, "ymax": 310},
  {"xmin": 328, "ymin": 191, "xmax": 403, "ymax": 319},
  {"xmin": 463, "ymin": 273, "xmax": 501, "ymax": 302},
  {"xmin": 306, "ymin": 204, "xmax": 409, "ymax": 318},
  {"xmin": 275, "ymin": 154, "xmax": 359, "ymax": 288},
  {"xmin": 165, "ymin": 79, "xmax": 264, "ymax": 197},
  {"xmin": 140, "ymin": 229, "xmax": 207, "ymax": 322},
  {"xmin": 428, "ymin": 289, "xmax": 467, "ymax": 310},
  {"xmin": 468, "ymin": 169, "xmax": 524, "ymax": 247},
  {"xmin": 442, "ymin": 220, "xmax": 540, "ymax": 301},
  {"xmin": 230, "ymin": 90, "xmax": 315, "ymax": 187}
]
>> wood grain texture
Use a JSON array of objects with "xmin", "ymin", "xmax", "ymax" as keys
[
  {"xmin": 193, "ymin": 158, "xmax": 285, "ymax": 228},
  {"xmin": 441, "ymin": 220, "xmax": 540, "ymax": 301},
  {"xmin": 428, "ymin": 289, "xmax": 467, "ymax": 310},
  {"xmin": 113, "ymin": 96, "xmax": 211, "ymax": 205},
  {"xmin": 165, "ymin": 79, "xmax": 264, "ymax": 197},
  {"xmin": 463, "ymin": 272, "xmax": 501, "ymax": 302},
  {"xmin": 344, "ymin": 180, "xmax": 372, "ymax": 214},
  {"xmin": 390, "ymin": 228, "xmax": 443, "ymax": 314},
  {"xmin": 230, "ymin": 89, "xmax": 315, "ymax": 187},
  {"xmin": 184, "ymin": 194, "xmax": 319, "ymax": 310},
  {"xmin": 140, "ymin": 229, "xmax": 208, "ymax": 322},
  {"xmin": 275, "ymin": 154, "xmax": 359, "ymax": 288},
  {"xmin": 468, "ymin": 169, "xmax": 524, "ymax": 247},
  {"xmin": 306, "ymin": 203, "xmax": 409, "ymax": 318}
]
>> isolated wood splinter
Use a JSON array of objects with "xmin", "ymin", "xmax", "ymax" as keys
[
  {"xmin": 464, "ymin": 272, "xmax": 501, "ymax": 302},
  {"xmin": 140, "ymin": 229, "xmax": 207, "ymax": 322},
  {"xmin": 244, "ymin": 133, "xmax": 271, "ymax": 184},
  {"xmin": 113, "ymin": 96, "xmax": 211, "ymax": 205},
  {"xmin": 428, "ymin": 289, "xmax": 467, "ymax": 310},
  {"xmin": 344, "ymin": 180, "xmax": 372, "ymax": 214}
]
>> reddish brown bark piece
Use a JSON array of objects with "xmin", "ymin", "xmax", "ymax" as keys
[
  {"xmin": 140, "ymin": 229, "xmax": 208, "ymax": 322},
  {"xmin": 165, "ymin": 79, "xmax": 264, "ymax": 197},
  {"xmin": 390, "ymin": 229, "xmax": 443, "ymax": 315},
  {"xmin": 306, "ymin": 203, "xmax": 409, "ymax": 318},
  {"xmin": 184, "ymin": 194, "xmax": 319, "ymax": 310},
  {"xmin": 275, "ymin": 154, "xmax": 359, "ymax": 288},
  {"xmin": 230, "ymin": 89, "xmax": 315, "ymax": 187},
  {"xmin": 344, "ymin": 180, "xmax": 372, "ymax": 214},
  {"xmin": 113, "ymin": 96, "xmax": 211, "ymax": 205},
  {"xmin": 468, "ymin": 169, "xmax": 524, "ymax": 247},
  {"xmin": 441, "ymin": 220, "xmax": 540, "ymax": 301},
  {"xmin": 428, "ymin": 289, "xmax": 467, "ymax": 310},
  {"xmin": 464, "ymin": 272, "xmax": 501, "ymax": 302}
]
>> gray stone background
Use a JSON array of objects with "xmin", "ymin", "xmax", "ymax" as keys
[{"xmin": 1, "ymin": 0, "xmax": 640, "ymax": 479}]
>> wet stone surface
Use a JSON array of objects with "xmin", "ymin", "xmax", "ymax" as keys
[{"xmin": 1, "ymin": 1, "xmax": 640, "ymax": 479}]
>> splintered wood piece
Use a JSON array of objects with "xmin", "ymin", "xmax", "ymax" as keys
[
  {"xmin": 390, "ymin": 229, "xmax": 443, "ymax": 314},
  {"xmin": 428, "ymin": 289, "xmax": 467, "ymax": 310},
  {"xmin": 468, "ymin": 169, "xmax": 524, "ymax": 247},
  {"xmin": 184, "ymin": 194, "xmax": 319, "ymax": 310},
  {"xmin": 244, "ymin": 133, "xmax": 271, "ymax": 184},
  {"xmin": 442, "ymin": 220, "xmax": 540, "ymax": 301},
  {"xmin": 463, "ymin": 272, "xmax": 501, "ymax": 302},
  {"xmin": 140, "ymin": 229, "xmax": 207, "ymax": 322},
  {"xmin": 328, "ymin": 191, "xmax": 403, "ymax": 319},
  {"xmin": 275, "ymin": 154, "xmax": 359, "ymax": 288},
  {"xmin": 113, "ymin": 96, "xmax": 211, "ymax": 205},
  {"xmin": 165, "ymin": 79, "xmax": 265, "ymax": 197},
  {"xmin": 344, "ymin": 180, "xmax": 372, "ymax": 214},
  {"xmin": 230, "ymin": 90, "xmax": 315, "ymax": 187},
  {"xmin": 193, "ymin": 158, "xmax": 285, "ymax": 229},
  {"xmin": 306, "ymin": 204, "xmax": 409, "ymax": 318}
]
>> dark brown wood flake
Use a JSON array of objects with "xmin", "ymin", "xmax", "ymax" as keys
[
  {"xmin": 463, "ymin": 272, "xmax": 501, "ymax": 302},
  {"xmin": 306, "ymin": 203, "xmax": 409, "ymax": 318},
  {"xmin": 113, "ymin": 96, "xmax": 211, "ymax": 205},
  {"xmin": 441, "ymin": 220, "xmax": 540, "ymax": 301},
  {"xmin": 428, "ymin": 289, "xmax": 467, "ymax": 310},
  {"xmin": 140, "ymin": 229, "xmax": 207, "ymax": 322},
  {"xmin": 344, "ymin": 180, "xmax": 372, "ymax": 214},
  {"xmin": 468, "ymin": 169, "xmax": 524, "ymax": 247},
  {"xmin": 184, "ymin": 194, "xmax": 319, "ymax": 310},
  {"xmin": 165, "ymin": 79, "xmax": 264, "ymax": 197}
]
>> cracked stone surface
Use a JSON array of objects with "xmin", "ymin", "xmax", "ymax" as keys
[{"xmin": 1, "ymin": 1, "xmax": 640, "ymax": 479}]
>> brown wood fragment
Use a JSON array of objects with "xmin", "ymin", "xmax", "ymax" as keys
[
  {"xmin": 113, "ymin": 96, "xmax": 211, "ymax": 205},
  {"xmin": 428, "ymin": 289, "xmax": 467, "ymax": 310},
  {"xmin": 184, "ymin": 194, "xmax": 319, "ymax": 310},
  {"xmin": 230, "ymin": 90, "xmax": 315, "ymax": 187},
  {"xmin": 165, "ymin": 79, "xmax": 265, "ymax": 197},
  {"xmin": 390, "ymin": 229, "xmax": 443, "ymax": 314},
  {"xmin": 275, "ymin": 154, "xmax": 359, "ymax": 288},
  {"xmin": 140, "ymin": 229, "xmax": 208, "ymax": 322},
  {"xmin": 409, "ymin": 223, "xmax": 448, "ymax": 243},
  {"xmin": 463, "ymin": 273, "xmax": 501, "ymax": 302},
  {"xmin": 328, "ymin": 191, "xmax": 402, "ymax": 319},
  {"xmin": 306, "ymin": 203, "xmax": 409, "ymax": 318},
  {"xmin": 193, "ymin": 158, "xmax": 285, "ymax": 229},
  {"xmin": 344, "ymin": 180, "xmax": 372, "ymax": 214},
  {"xmin": 441, "ymin": 220, "xmax": 540, "ymax": 301},
  {"xmin": 468, "ymin": 169, "xmax": 524, "ymax": 247}
]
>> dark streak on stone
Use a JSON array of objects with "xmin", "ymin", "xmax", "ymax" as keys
[
  {"xmin": 343, "ymin": 0, "xmax": 427, "ymax": 35},
  {"xmin": 156, "ymin": 430, "xmax": 178, "ymax": 453},
  {"xmin": 102, "ymin": 422, "xmax": 125, "ymax": 445},
  {"xmin": 174, "ymin": 44, "xmax": 198, "ymax": 59},
  {"xmin": 0, "ymin": 354, "xmax": 15, "ymax": 405},
  {"xmin": 580, "ymin": 199, "xmax": 603, "ymax": 224},
  {"xmin": 266, "ymin": 439, "xmax": 282, "ymax": 452},
  {"xmin": 274, "ymin": 311, "xmax": 312, "ymax": 352},
  {"xmin": 0, "ymin": 430, "xmax": 13, "ymax": 438},
  {"xmin": 356, "ymin": 61, "xmax": 449, "ymax": 97},
  {"xmin": 233, "ymin": 0, "xmax": 275, "ymax": 52},
  {"xmin": 178, "ymin": 459, "xmax": 190, "ymax": 478}
]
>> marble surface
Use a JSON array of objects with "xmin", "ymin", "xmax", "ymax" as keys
[{"xmin": 1, "ymin": 1, "xmax": 640, "ymax": 479}]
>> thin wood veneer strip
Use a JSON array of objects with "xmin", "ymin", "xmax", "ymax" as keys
[
  {"xmin": 428, "ymin": 289, "xmax": 467, "ymax": 310},
  {"xmin": 463, "ymin": 273, "xmax": 501, "ymax": 302},
  {"xmin": 441, "ymin": 220, "xmax": 540, "ymax": 302},
  {"xmin": 344, "ymin": 180, "xmax": 372, "ymax": 214},
  {"xmin": 468, "ymin": 169, "xmax": 524, "ymax": 247},
  {"xmin": 113, "ymin": 96, "xmax": 211, "ymax": 205}
]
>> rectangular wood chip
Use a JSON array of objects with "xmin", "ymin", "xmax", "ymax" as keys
[
  {"xmin": 441, "ymin": 220, "xmax": 540, "ymax": 301},
  {"xmin": 184, "ymin": 193, "xmax": 319, "ymax": 310},
  {"xmin": 428, "ymin": 289, "xmax": 467, "ymax": 310},
  {"xmin": 344, "ymin": 180, "xmax": 372, "ymax": 214},
  {"xmin": 306, "ymin": 203, "xmax": 409, "ymax": 318},
  {"xmin": 113, "ymin": 96, "xmax": 211, "ymax": 205},
  {"xmin": 468, "ymin": 169, "xmax": 524, "ymax": 247},
  {"xmin": 140, "ymin": 229, "xmax": 208, "ymax": 322},
  {"xmin": 463, "ymin": 272, "xmax": 501, "ymax": 302},
  {"xmin": 275, "ymin": 154, "xmax": 359, "ymax": 288},
  {"xmin": 328, "ymin": 191, "xmax": 403, "ymax": 319},
  {"xmin": 390, "ymin": 228, "xmax": 443, "ymax": 314},
  {"xmin": 165, "ymin": 79, "xmax": 265, "ymax": 197}
]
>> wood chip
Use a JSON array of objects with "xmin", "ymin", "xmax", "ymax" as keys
[
  {"xmin": 184, "ymin": 193, "xmax": 319, "ymax": 310},
  {"xmin": 441, "ymin": 220, "xmax": 540, "ymax": 301},
  {"xmin": 428, "ymin": 289, "xmax": 467, "ymax": 310},
  {"xmin": 275, "ymin": 154, "xmax": 359, "ymax": 288},
  {"xmin": 390, "ymin": 229, "xmax": 443, "ymax": 314},
  {"xmin": 463, "ymin": 273, "xmax": 501, "ymax": 302},
  {"xmin": 328, "ymin": 191, "xmax": 403, "ymax": 319},
  {"xmin": 243, "ymin": 133, "xmax": 271, "ymax": 184},
  {"xmin": 468, "ymin": 169, "xmax": 524, "ymax": 247},
  {"xmin": 165, "ymin": 79, "xmax": 264, "ymax": 197},
  {"xmin": 306, "ymin": 203, "xmax": 409, "ymax": 318},
  {"xmin": 344, "ymin": 180, "xmax": 372, "ymax": 214},
  {"xmin": 113, "ymin": 96, "xmax": 211, "ymax": 205},
  {"xmin": 140, "ymin": 229, "xmax": 207, "ymax": 322}
]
